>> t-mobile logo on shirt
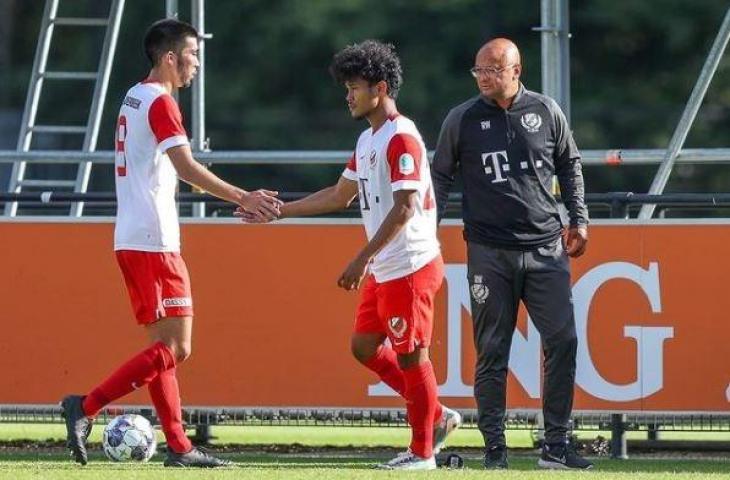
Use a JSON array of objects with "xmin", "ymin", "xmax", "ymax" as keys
[{"xmin": 481, "ymin": 150, "xmax": 510, "ymax": 183}]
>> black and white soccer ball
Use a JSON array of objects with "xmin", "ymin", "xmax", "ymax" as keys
[{"xmin": 102, "ymin": 414, "xmax": 157, "ymax": 462}]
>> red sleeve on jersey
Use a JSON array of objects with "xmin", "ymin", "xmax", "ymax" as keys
[
  {"xmin": 148, "ymin": 94, "xmax": 187, "ymax": 143},
  {"xmin": 386, "ymin": 133, "xmax": 422, "ymax": 182},
  {"xmin": 346, "ymin": 153, "xmax": 357, "ymax": 172}
]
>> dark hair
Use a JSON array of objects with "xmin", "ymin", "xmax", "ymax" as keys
[
  {"xmin": 329, "ymin": 40, "xmax": 403, "ymax": 99},
  {"xmin": 143, "ymin": 19, "xmax": 198, "ymax": 66}
]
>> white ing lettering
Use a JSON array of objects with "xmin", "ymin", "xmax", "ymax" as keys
[
  {"xmin": 368, "ymin": 261, "xmax": 674, "ymax": 402},
  {"xmin": 573, "ymin": 262, "xmax": 673, "ymax": 401}
]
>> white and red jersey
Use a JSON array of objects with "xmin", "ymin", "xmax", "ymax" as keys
[
  {"xmin": 113, "ymin": 81, "xmax": 189, "ymax": 252},
  {"xmin": 342, "ymin": 115, "xmax": 440, "ymax": 283}
]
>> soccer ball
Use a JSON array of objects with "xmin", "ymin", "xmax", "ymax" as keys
[{"xmin": 102, "ymin": 414, "xmax": 157, "ymax": 462}]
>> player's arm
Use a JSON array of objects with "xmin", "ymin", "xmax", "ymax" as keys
[
  {"xmin": 235, "ymin": 176, "xmax": 358, "ymax": 223},
  {"xmin": 358, "ymin": 190, "xmax": 417, "ymax": 261},
  {"xmin": 148, "ymin": 94, "xmax": 280, "ymax": 219},
  {"xmin": 167, "ymin": 145, "xmax": 281, "ymax": 219},
  {"xmin": 337, "ymin": 189, "xmax": 416, "ymax": 291},
  {"xmin": 281, "ymin": 176, "xmax": 359, "ymax": 218}
]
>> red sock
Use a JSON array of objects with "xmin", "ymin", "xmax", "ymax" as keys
[
  {"xmin": 148, "ymin": 367, "xmax": 192, "ymax": 454},
  {"xmin": 82, "ymin": 342, "xmax": 176, "ymax": 417},
  {"xmin": 402, "ymin": 361, "xmax": 439, "ymax": 459},
  {"xmin": 363, "ymin": 345, "xmax": 406, "ymax": 397}
]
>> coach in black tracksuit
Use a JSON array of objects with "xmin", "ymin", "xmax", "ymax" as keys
[{"xmin": 432, "ymin": 38, "xmax": 592, "ymax": 470}]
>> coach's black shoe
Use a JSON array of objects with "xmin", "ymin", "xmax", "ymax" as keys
[
  {"xmin": 164, "ymin": 447, "xmax": 233, "ymax": 468},
  {"xmin": 538, "ymin": 441, "xmax": 593, "ymax": 470},
  {"xmin": 60, "ymin": 395, "xmax": 93, "ymax": 465},
  {"xmin": 483, "ymin": 445, "xmax": 508, "ymax": 469}
]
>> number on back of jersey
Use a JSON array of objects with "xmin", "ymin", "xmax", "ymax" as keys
[{"xmin": 115, "ymin": 115, "xmax": 127, "ymax": 177}]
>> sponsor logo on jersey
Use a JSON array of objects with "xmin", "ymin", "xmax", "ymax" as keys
[
  {"xmin": 470, "ymin": 275, "xmax": 489, "ymax": 304},
  {"xmin": 388, "ymin": 317, "xmax": 408, "ymax": 338},
  {"xmin": 123, "ymin": 96, "xmax": 141, "ymax": 109},
  {"xmin": 398, "ymin": 153, "xmax": 415, "ymax": 175},
  {"xmin": 162, "ymin": 297, "xmax": 192, "ymax": 308},
  {"xmin": 481, "ymin": 120, "xmax": 491, "ymax": 130},
  {"xmin": 481, "ymin": 150, "xmax": 510, "ymax": 183},
  {"xmin": 520, "ymin": 113, "xmax": 542, "ymax": 133}
]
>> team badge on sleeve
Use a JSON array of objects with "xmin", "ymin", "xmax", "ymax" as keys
[{"xmin": 398, "ymin": 153, "xmax": 415, "ymax": 175}]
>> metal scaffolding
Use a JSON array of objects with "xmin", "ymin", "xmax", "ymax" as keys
[
  {"xmin": 536, "ymin": 0, "xmax": 730, "ymax": 220},
  {"xmin": 639, "ymin": 6, "xmax": 730, "ymax": 219}
]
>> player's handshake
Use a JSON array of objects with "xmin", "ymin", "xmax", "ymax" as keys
[{"xmin": 236, "ymin": 189, "xmax": 282, "ymax": 223}]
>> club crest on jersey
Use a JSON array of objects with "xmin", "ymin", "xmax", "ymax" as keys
[
  {"xmin": 398, "ymin": 153, "xmax": 415, "ymax": 175},
  {"xmin": 481, "ymin": 120, "xmax": 491, "ymax": 130},
  {"xmin": 470, "ymin": 275, "xmax": 489, "ymax": 304},
  {"xmin": 388, "ymin": 317, "xmax": 408, "ymax": 338},
  {"xmin": 520, "ymin": 113, "xmax": 542, "ymax": 133},
  {"xmin": 369, "ymin": 150, "xmax": 377, "ymax": 168}
]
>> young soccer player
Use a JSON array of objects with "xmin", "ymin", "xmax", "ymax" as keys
[
  {"xmin": 239, "ymin": 40, "xmax": 461, "ymax": 470},
  {"xmin": 61, "ymin": 18, "xmax": 281, "ymax": 467}
]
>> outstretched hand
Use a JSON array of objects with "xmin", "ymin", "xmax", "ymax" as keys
[{"xmin": 236, "ymin": 189, "xmax": 282, "ymax": 223}]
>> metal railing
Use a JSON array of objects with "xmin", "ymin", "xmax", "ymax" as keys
[
  {"xmin": 3, "ymin": 191, "xmax": 730, "ymax": 221},
  {"xmin": 2, "ymin": 148, "xmax": 730, "ymax": 218},
  {"xmin": 2, "ymin": 148, "xmax": 730, "ymax": 166}
]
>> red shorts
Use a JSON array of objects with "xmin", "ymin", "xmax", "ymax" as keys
[
  {"xmin": 354, "ymin": 256, "xmax": 444, "ymax": 354},
  {"xmin": 116, "ymin": 250, "xmax": 194, "ymax": 324}
]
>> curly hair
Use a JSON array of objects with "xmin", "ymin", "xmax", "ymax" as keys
[{"xmin": 329, "ymin": 40, "xmax": 403, "ymax": 99}]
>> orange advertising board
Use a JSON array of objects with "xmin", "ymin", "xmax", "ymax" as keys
[{"xmin": 0, "ymin": 221, "xmax": 728, "ymax": 412}]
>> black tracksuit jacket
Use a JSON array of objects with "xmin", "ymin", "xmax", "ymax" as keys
[{"xmin": 432, "ymin": 84, "xmax": 589, "ymax": 249}]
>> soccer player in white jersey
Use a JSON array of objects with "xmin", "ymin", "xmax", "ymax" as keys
[
  {"xmin": 60, "ymin": 19, "xmax": 281, "ymax": 468},
  {"xmin": 238, "ymin": 40, "xmax": 461, "ymax": 470}
]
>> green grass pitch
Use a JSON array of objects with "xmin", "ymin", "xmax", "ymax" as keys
[{"xmin": 0, "ymin": 424, "xmax": 728, "ymax": 479}]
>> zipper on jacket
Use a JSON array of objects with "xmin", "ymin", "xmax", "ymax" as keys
[{"xmin": 504, "ymin": 110, "xmax": 514, "ymax": 145}]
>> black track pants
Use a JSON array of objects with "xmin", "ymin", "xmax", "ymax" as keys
[{"xmin": 467, "ymin": 239, "xmax": 578, "ymax": 447}]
